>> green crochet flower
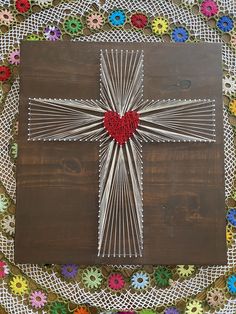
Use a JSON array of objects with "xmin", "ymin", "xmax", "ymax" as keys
[
  {"xmin": 64, "ymin": 17, "xmax": 83, "ymax": 35},
  {"xmin": 139, "ymin": 310, "xmax": 156, "ymax": 314},
  {"xmin": 26, "ymin": 34, "xmax": 43, "ymax": 41},
  {"xmin": 50, "ymin": 301, "xmax": 67, "ymax": 314},
  {"xmin": 0, "ymin": 194, "xmax": 9, "ymax": 213},
  {"xmin": 154, "ymin": 266, "xmax": 172, "ymax": 287},
  {"xmin": 10, "ymin": 142, "xmax": 18, "ymax": 159},
  {"xmin": 82, "ymin": 267, "xmax": 103, "ymax": 289}
]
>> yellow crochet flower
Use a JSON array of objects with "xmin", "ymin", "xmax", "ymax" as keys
[
  {"xmin": 229, "ymin": 99, "xmax": 236, "ymax": 115},
  {"xmin": 152, "ymin": 17, "xmax": 168, "ymax": 34},
  {"xmin": 10, "ymin": 275, "xmax": 28, "ymax": 295},
  {"xmin": 226, "ymin": 224, "xmax": 233, "ymax": 245},
  {"xmin": 176, "ymin": 265, "xmax": 195, "ymax": 277}
]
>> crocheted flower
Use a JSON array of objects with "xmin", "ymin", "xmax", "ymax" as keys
[
  {"xmin": 0, "ymin": 193, "xmax": 9, "ymax": 212},
  {"xmin": 15, "ymin": 0, "xmax": 31, "ymax": 13},
  {"xmin": 200, "ymin": 0, "xmax": 218, "ymax": 17},
  {"xmin": 206, "ymin": 288, "xmax": 225, "ymax": 308},
  {"xmin": 87, "ymin": 12, "xmax": 103, "ymax": 30},
  {"xmin": 0, "ymin": 66, "xmax": 11, "ymax": 82},
  {"xmin": 9, "ymin": 50, "xmax": 20, "ymax": 65},
  {"xmin": 176, "ymin": 265, "xmax": 195, "ymax": 277},
  {"xmin": 0, "ymin": 260, "xmax": 9, "ymax": 278},
  {"xmin": 227, "ymin": 274, "xmax": 236, "ymax": 294},
  {"xmin": 50, "ymin": 301, "xmax": 67, "ymax": 314},
  {"xmin": 171, "ymin": 27, "xmax": 188, "ymax": 42},
  {"xmin": 108, "ymin": 273, "xmax": 125, "ymax": 290},
  {"xmin": 108, "ymin": 10, "xmax": 126, "ymax": 27},
  {"xmin": 61, "ymin": 264, "xmax": 78, "ymax": 279},
  {"xmin": 131, "ymin": 271, "xmax": 149, "ymax": 289},
  {"xmin": 1, "ymin": 215, "xmax": 15, "ymax": 236},
  {"xmin": 226, "ymin": 224, "xmax": 233, "ymax": 245},
  {"xmin": 29, "ymin": 290, "xmax": 47, "ymax": 309},
  {"xmin": 44, "ymin": 26, "xmax": 61, "ymax": 41},
  {"xmin": 82, "ymin": 267, "xmax": 103, "ymax": 289},
  {"xmin": 0, "ymin": 9, "xmax": 14, "ymax": 25},
  {"xmin": 10, "ymin": 142, "xmax": 18, "ymax": 159},
  {"xmin": 185, "ymin": 300, "xmax": 203, "ymax": 314},
  {"xmin": 139, "ymin": 310, "xmax": 156, "ymax": 314},
  {"xmin": 34, "ymin": 0, "xmax": 52, "ymax": 7},
  {"xmin": 152, "ymin": 17, "xmax": 168, "ymax": 34},
  {"xmin": 131, "ymin": 13, "xmax": 148, "ymax": 29},
  {"xmin": 10, "ymin": 275, "xmax": 28, "ymax": 295},
  {"xmin": 227, "ymin": 208, "xmax": 236, "ymax": 227},
  {"xmin": 164, "ymin": 307, "xmax": 180, "ymax": 314},
  {"xmin": 154, "ymin": 266, "xmax": 172, "ymax": 287},
  {"xmin": 74, "ymin": 306, "xmax": 90, "ymax": 314},
  {"xmin": 229, "ymin": 99, "xmax": 236, "ymax": 115},
  {"xmin": 217, "ymin": 16, "xmax": 234, "ymax": 32},
  {"xmin": 64, "ymin": 17, "xmax": 83, "ymax": 35},
  {"xmin": 223, "ymin": 76, "xmax": 236, "ymax": 95}
]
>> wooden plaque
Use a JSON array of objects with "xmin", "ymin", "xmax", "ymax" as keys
[{"xmin": 15, "ymin": 42, "xmax": 226, "ymax": 264}]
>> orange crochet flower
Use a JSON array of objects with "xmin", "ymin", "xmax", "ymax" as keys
[
  {"xmin": 74, "ymin": 306, "xmax": 90, "ymax": 314},
  {"xmin": 229, "ymin": 99, "xmax": 236, "ymax": 115}
]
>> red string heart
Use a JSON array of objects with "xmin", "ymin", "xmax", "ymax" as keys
[{"xmin": 104, "ymin": 111, "xmax": 140, "ymax": 145}]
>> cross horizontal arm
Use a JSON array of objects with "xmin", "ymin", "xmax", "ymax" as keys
[
  {"xmin": 28, "ymin": 98, "xmax": 108, "ymax": 141},
  {"xmin": 136, "ymin": 99, "xmax": 216, "ymax": 143}
]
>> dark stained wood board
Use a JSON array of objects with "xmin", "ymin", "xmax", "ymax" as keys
[{"xmin": 15, "ymin": 41, "xmax": 226, "ymax": 264}]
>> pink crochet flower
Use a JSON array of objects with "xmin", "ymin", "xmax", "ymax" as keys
[
  {"xmin": 9, "ymin": 50, "xmax": 20, "ymax": 65},
  {"xmin": 108, "ymin": 273, "xmax": 125, "ymax": 290},
  {"xmin": 0, "ymin": 260, "xmax": 9, "ymax": 278},
  {"xmin": 200, "ymin": 0, "xmax": 218, "ymax": 17},
  {"xmin": 29, "ymin": 290, "xmax": 47, "ymax": 309},
  {"xmin": 87, "ymin": 13, "xmax": 103, "ymax": 29}
]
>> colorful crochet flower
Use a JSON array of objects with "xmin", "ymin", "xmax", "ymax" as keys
[
  {"xmin": 0, "ymin": 193, "xmax": 9, "ymax": 212},
  {"xmin": 154, "ymin": 266, "xmax": 172, "ymax": 287},
  {"xmin": 131, "ymin": 271, "xmax": 149, "ymax": 289},
  {"xmin": 226, "ymin": 224, "xmax": 233, "ymax": 245},
  {"xmin": 10, "ymin": 142, "xmax": 18, "ymax": 159},
  {"xmin": 152, "ymin": 17, "xmax": 168, "ymax": 34},
  {"xmin": 185, "ymin": 300, "xmax": 203, "ymax": 314},
  {"xmin": 87, "ymin": 12, "xmax": 103, "ymax": 30},
  {"xmin": 131, "ymin": 13, "xmax": 148, "ymax": 29},
  {"xmin": 1, "ymin": 215, "xmax": 15, "ymax": 236},
  {"xmin": 61, "ymin": 264, "xmax": 78, "ymax": 279},
  {"xmin": 44, "ymin": 26, "xmax": 61, "ymax": 41},
  {"xmin": 0, "ymin": 260, "xmax": 9, "ymax": 278},
  {"xmin": 164, "ymin": 307, "xmax": 180, "ymax": 314},
  {"xmin": 108, "ymin": 10, "xmax": 126, "ymax": 27},
  {"xmin": 64, "ymin": 17, "xmax": 83, "ymax": 35},
  {"xmin": 15, "ymin": 0, "xmax": 31, "ymax": 13},
  {"xmin": 171, "ymin": 27, "xmax": 189, "ymax": 42},
  {"xmin": 74, "ymin": 306, "xmax": 90, "ymax": 314},
  {"xmin": 26, "ymin": 34, "xmax": 43, "ymax": 40},
  {"xmin": 200, "ymin": 0, "xmax": 218, "ymax": 17},
  {"xmin": 108, "ymin": 273, "xmax": 125, "ymax": 290},
  {"xmin": 10, "ymin": 275, "xmax": 28, "ymax": 295},
  {"xmin": 9, "ymin": 50, "xmax": 20, "ymax": 65},
  {"xmin": 206, "ymin": 288, "xmax": 225, "ymax": 308},
  {"xmin": 227, "ymin": 274, "xmax": 236, "ymax": 294},
  {"xmin": 217, "ymin": 16, "xmax": 234, "ymax": 32},
  {"xmin": 229, "ymin": 99, "xmax": 236, "ymax": 115},
  {"xmin": 29, "ymin": 290, "xmax": 47, "ymax": 309},
  {"xmin": 227, "ymin": 208, "xmax": 236, "ymax": 226},
  {"xmin": 82, "ymin": 267, "xmax": 103, "ymax": 289},
  {"xmin": 50, "ymin": 301, "xmax": 67, "ymax": 314},
  {"xmin": 0, "ymin": 9, "xmax": 14, "ymax": 25},
  {"xmin": 0, "ymin": 66, "xmax": 11, "ymax": 82},
  {"xmin": 176, "ymin": 265, "xmax": 195, "ymax": 277},
  {"xmin": 139, "ymin": 310, "xmax": 156, "ymax": 314}
]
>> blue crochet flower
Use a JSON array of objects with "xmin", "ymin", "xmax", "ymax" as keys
[
  {"xmin": 217, "ymin": 16, "xmax": 234, "ymax": 32},
  {"xmin": 227, "ymin": 208, "xmax": 236, "ymax": 226},
  {"xmin": 227, "ymin": 274, "xmax": 236, "ymax": 294},
  {"xmin": 108, "ymin": 10, "xmax": 126, "ymax": 27},
  {"xmin": 171, "ymin": 27, "xmax": 189, "ymax": 42},
  {"xmin": 131, "ymin": 271, "xmax": 149, "ymax": 289}
]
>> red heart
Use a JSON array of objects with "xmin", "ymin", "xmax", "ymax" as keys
[{"xmin": 104, "ymin": 111, "xmax": 140, "ymax": 145}]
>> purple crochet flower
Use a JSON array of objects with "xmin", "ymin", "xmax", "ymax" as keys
[
  {"xmin": 61, "ymin": 264, "xmax": 78, "ymax": 279},
  {"xmin": 44, "ymin": 25, "xmax": 61, "ymax": 41},
  {"xmin": 164, "ymin": 308, "xmax": 180, "ymax": 314}
]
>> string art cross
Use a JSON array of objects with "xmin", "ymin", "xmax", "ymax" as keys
[{"xmin": 28, "ymin": 49, "xmax": 216, "ymax": 258}]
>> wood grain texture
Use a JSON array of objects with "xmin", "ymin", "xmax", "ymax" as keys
[{"xmin": 15, "ymin": 42, "xmax": 226, "ymax": 264}]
